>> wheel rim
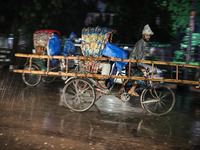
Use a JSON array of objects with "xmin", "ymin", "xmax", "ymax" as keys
[
  {"xmin": 63, "ymin": 78, "xmax": 96, "ymax": 112},
  {"xmin": 140, "ymin": 84, "xmax": 175, "ymax": 116},
  {"xmin": 42, "ymin": 76, "xmax": 56, "ymax": 83},
  {"xmin": 22, "ymin": 64, "xmax": 41, "ymax": 86}
]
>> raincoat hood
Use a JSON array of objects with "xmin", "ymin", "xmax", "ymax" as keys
[{"xmin": 69, "ymin": 32, "xmax": 78, "ymax": 40}]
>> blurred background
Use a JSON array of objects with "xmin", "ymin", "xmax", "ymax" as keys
[{"xmin": 0, "ymin": 0, "xmax": 200, "ymax": 67}]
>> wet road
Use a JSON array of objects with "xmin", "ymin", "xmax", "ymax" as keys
[{"xmin": 0, "ymin": 69, "xmax": 200, "ymax": 150}]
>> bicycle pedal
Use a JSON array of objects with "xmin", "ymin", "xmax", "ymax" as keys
[{"xmin": 121, "ymin": 92, "xmax": 131, "ymax": 102}]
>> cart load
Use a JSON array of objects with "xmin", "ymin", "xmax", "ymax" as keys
[
  {"xmin": 33, "ymin": 30, "xmax": 61, "ymax": 67},
  {"xmin": 81, "ymin": 26, "xmax": 128, "ymax": 73},
  {"xmin": 103, "ymin": 42, "xmax": 128, "ymax": 72},
  {"xmin": 33, "ymin": 30, "xmax": 61, "ymax": 55}
]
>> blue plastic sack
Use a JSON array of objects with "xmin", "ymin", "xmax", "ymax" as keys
[
  {"xmin": 47, "ymin": 34, "xmax": 61, "ymax": 67},
  {"xmin": 48, "ymin": 34, "xmax": 61, "ymax": 56},
  {"xmin": 103, "ymin": 42, "xmax": 128, "ymax": 72}
]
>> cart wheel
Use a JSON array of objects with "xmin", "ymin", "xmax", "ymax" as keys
[
  {"xmin": 140, "ymin": 84, "xmax": 175, "ymax": 116},
  {"xmin": 62, "ymin": 78, "xmax": 96, "ymax": 112},
  {"xmin": 22, "ymin": 64, "xmax": 42, "ymax": 86},
  {"xmin": 42, "ymin": 76, "xmax": 56, "ymax": 83},
  {"xmin": 61, "ymin": 76, "xmax": 68, "ymax": 81}
]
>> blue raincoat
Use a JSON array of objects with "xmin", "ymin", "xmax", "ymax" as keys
[
  {"xmin": 63, "ymin": 32, "xmax": 78, "ymax": 56},
  {"xmin": 63, "ymin": 40, "xmax": 76, "ymax": 56}
]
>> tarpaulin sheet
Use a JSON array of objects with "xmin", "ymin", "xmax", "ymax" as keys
[
  {"xmin": 47, "ymin": 34, "xmax": 61, "ymax": 67},
  {"xmin": 47, "ymin": 34, "xmax": 61, "ymax": 56},
  {"xmin": 103, "ymin": 42, "xmax": 128, "ymax": 72}
]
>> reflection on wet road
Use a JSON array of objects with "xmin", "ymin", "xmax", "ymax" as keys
[{"xmin": 0, "ymin": 69, "xmax": 200, "ymax": 150}]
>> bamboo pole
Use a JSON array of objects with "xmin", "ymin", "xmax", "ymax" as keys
[
  {"xmin": 176, "ymin": 65, "xmax": 179, "ymax": 80},
  {"xmin": 47, "ymin": 56, "xmax": 50, "ymax": 72},
  {"xmin": 13, "ymin": 69, "xmax": 200, "ymax": 85},
  {"xmin": 66, "ymin": 57, "xmax": 68, "ymax": 73},
  {"xmin": 151, "ymin": 63, "xmax": 154, "ymax": 78},
  {"xmin": 15, "ymin": 53, "xmax": 200, "ymax": 69},
  {"xmin": 128, "ymin": 61, "xmax": 131, "ymax": 77},
  {"xmin": 13, "ymin": 53, "xmax": 200, "ymax": 85},
  {"xmin": 29, "ymin": 56, "xmax": 32, "ymax": 71}
]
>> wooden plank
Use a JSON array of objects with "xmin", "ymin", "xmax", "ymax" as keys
[
  {"xmin": 29, "ymin": 57, "xmax": 32, "ymax": 71},
  {"xmin": 66, "ymin": 58, "xmax": 68, "ymax": 73},
  {"xmin": 151, "ymin": 63, "xmax": 154, "ymax": 78},
  {"xmin": 13, "ymin": 69, "xmax": 200, "ymax": 85},
  {"xmin": 176, "ymin": 65, "xmax": 178, "ymax": 80},
  {"xmin": 47, "ymin": 57, "xmax": 50, "ymax": 72},
  {"xmin": 13, "ymin": 53, "xmax": 200, "ymax": 86},
  {"xmin": 15, "ymin": 53, "xmax": 200, "ymax": 69}
]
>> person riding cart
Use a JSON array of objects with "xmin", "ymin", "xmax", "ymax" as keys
[
  {"xmin": 63, "ymin": 32, "xmax": 78, "ymax": 56},
  {"xmin": 61, "ymin": 32, "xmax": 78, "ymax": 70},
  {"xmin": 118, "ymin": 24, "xmax": 154, "ymax": 97},
  {"xmin": 14, "ymin": 26, "xmax": 189, "ymax": 116}
]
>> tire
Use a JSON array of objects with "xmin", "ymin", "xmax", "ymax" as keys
[
  {"xmin": 22, "ymin": 64, "xmax": 42, "ymax": 87},
  {"xmin": 140, "ymin": 84, "xmax": 175, "ymax": 116},
  {"xmin": 62, "ymin": 78, "xmax": 96, "ymax": 112},
  {"xmin": 42, "ymin": 76, "xmax": 56, "ymax": 83}
]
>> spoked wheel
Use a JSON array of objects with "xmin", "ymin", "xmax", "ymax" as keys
[
  {"xmin": 140, "ymin": 84, "xmax": 175, "ymax": 116},
  {"xmin": 22, "ymin": 64, "xmax": 42, "ymax": 86},
  {"xmin": 62, "ymin": 78, "xmax": 96, "ymax": 112},
  {"xmin": 42, "ymin": 76, "xmax": 56, "ymax": 83}
]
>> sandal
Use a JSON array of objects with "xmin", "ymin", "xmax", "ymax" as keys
[
  {"xmin": 129, "ymin": 91, "xmax": 139, "ymax": 97},
  {"xmin": 98, "ymin": 81, "xmax": 107, "ymax": 89},
  {"xmin": 116, "ymin": 95, "xmax": 121, "ymax": 99},
  {"xmin": 118, "ymin": 87, "xmax": 124, "ymax": 95}
]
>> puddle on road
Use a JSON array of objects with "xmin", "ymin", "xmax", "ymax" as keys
[{"xmin": 0, "ymin": 69, "xmax": 200, "ymax": 149}]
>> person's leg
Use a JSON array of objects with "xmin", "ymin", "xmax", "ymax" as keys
[
  {"xmin": 118, "ymin": 63, "xmax": 134, "ymax": 96},
  {"xmin": 127, "ymin": 66, "xmax": 146, "ymax": 97},
  {"xmin": 118, "ymin": 85, "xmax": 124, "ymax": 95},
  {"xmin": 118, "ymin": 79, "xmax": 129, "ymax": 95},
  {"xmin": 128, "ymin": 81, "xmax": 139, "ymax": 97},
  {"xmin": 126, "ymin": 65, "xmax": 142, "ymax": 97},
  {"xmin": 98, "ymin": 62, "xmax": 111, "ymax": 89}
]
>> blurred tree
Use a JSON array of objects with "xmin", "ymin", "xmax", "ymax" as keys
[
  {"xmin": 173, "ymin": 50, "xmax": 186, "ymax": 62},
  {"xmin": 168, "ymin": 0, "xmax": 200, "ymax": 34},
  {"xmin": 20, "ymin": 0, "xmax": 62, "ymax": 33},
  {"xmin": 180, "ymin": 28, "xmax": 200, "ymax": 62},
  {"xmin": 54, "ymin": 0, "xmax": 98, "ymax": 38},
  {"xmin": 0, "ymin": 0, "xmax": 99, "ymax": 50},
  {"xmin": 0, "ymin": 0, "xmax": 63, "ymax": 35},
  {"xmin": 1, "ymin": 0, "xmax": 199, "ymax": 48},
  {"xmin": 100, "ymin": 0, "xmax": 200, "ymax": 44},
  {"xmin": 181, "ymin": 30, "xmax": 200, "ymax": 48},
  {"xmin": 0, "ymin": 0, "xmax": 63, "ymax": 52},
  {"xmin": 101, "ymin": 0, "xmax": 173, "ymax": 44}
]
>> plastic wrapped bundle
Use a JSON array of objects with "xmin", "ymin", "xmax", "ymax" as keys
[{"xmin": 103, "ymin": 42, "xmax": 128, "ymax": 72}]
